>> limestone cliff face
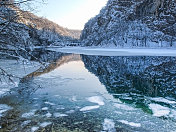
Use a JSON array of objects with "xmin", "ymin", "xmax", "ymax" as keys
[{"xmin": 81, "ymin": 0, "xmax": 176, "ymax": 47}]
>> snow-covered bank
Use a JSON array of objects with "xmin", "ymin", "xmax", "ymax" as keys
[{"xmin": 47, "ymin": 47, "xmax": 176, "ymax": 56}]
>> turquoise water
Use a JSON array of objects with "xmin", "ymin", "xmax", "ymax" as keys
[{"xmin": 0, "ymin": 53, "xmax": 176, "ymax": 132}]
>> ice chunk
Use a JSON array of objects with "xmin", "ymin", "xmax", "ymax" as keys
[
  {"xmin": 102, "ymin": 119, "xmax": 116, "ymax": 132},
  {"xmin": 56, "ymin": 105, "xmax": 65, "ymax": 110},
  {"xmin": 31, "ymin": 126, "xmax": 39, "ymax": 132},
  {"xmin": 80, "ymin": 105, "xmax": 100, "ymax": 111},
  {"xmin": 119, "ymin": 120, "xmax": 141, "ymax": 127},
  {"xmin": 40, "ymin": 122, "xmax": 52, "ymax": 127},
  {"xmin": 114, "ymin": 103, "xmax": 135, "ymax": 111},
  {"xmin": 22, "ymin": 109, "xmax": 37, "ymax": 118},
  {"xmin": 0, "ymin": 104, "xmax": 12, "ymax": 117},
  {"xmin": 44, "ymin": 102, "xmax": 55, "ymax": 106},
  {"xmin": 53, "ymin": 113, "xmax": 68, "ymax": 118},
  {"xmin": 170, "ymin": 109, "xmax": 176, "ymax": 120},
  {"xmin": 87, "ymin": 96, "xmax": 104, "ymax": 105},
  {"xmin": 69, "ymin": 96, "xmax": 77, "ymax": 102},
  {"xmin": 21, "ymin": 120, "xmax": 31, "ymax": 127},
  {"xmin": 66, "ymin": 110, "xmax": 75, "ymax": 114},
  {"xmin": 151, "ymin": 97, "xmax": 176, "ymax": 104},
  {"xmin": 41, "ymin": 107, "xmax": 48, "ymax": 111},
  {"xmin": 149, "ymin": 104, "xmax": 170, "ymax": 117},
  {"xmin": 45, "ymin": 112, "xmax": 52, "ymax": 118},
  {"xmin": 0, "ymin": 89, "xmax": 9, "ymax": 96},
  {"xmin": 114, "ymin": 111, "xmax": 123, "ymax": 114}
]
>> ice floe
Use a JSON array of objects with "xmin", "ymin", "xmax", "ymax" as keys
[
  {"xmin": 40, "ymin": 122, "xmax": 52, "ymax": 127},
  {"xmin": 102, "ymin": 118, "xmax": 116, "ymax": 132},
  {"xmin": 169, "ymin": 110, "xmax": 176, "ymax": 120},
  {"xmin": 0, "ymin": 89, "xmax": 9, "ymax": 96},
  {"xmin": 31, "ymin": 126, "xmax": 39, "ymax": 132},
  {"xmin": 45, "ymin": 112, "xmax": 52, "ymax": 118},
  {"xmin": 44, "ymin": 102, "xmax": 55, "ymax": 106},
  {"xmin": 56, "ymin": 105, "xmax": 65, "ymax": 110},
  {"xmin": 69, "ymin": 96, "xmax": 77, "ymax": 102},
  {"xmin": 149, "ymin": 104, "xmax": 170, "ymax": 117},
  {"xmin": 53, "ymin": 113, "xmax": 68, "ymax": 118},
  {"xmin": 41, "ymin": 107, "xmax": 48, "ymax": 111},
  {"xmin": 80, "ymin": 105, "xmax": 100, "ymax": 112},
  {"xmin": 22, "ymin": 109, "xmax": 37, "ymax": 118},
  {"xmin": 114, "ymin": 111, "xmax": 123, "ymax": 114},
  {"xmin": 87, "ymin": 96, "xmax": 104, "ymax": 105},
  {"xmin": 66, "ymin": 110, "xmax": 75, "ymax": 114},
  {"xmin": 114, "ymin": 103, "xmax": 135, "ymax": 111},
  {"xmin": 119, "ymin": 120, "xmax": 141, "ymax": 127},
  {"xmin": 150, "ymin": 97, "xmax": 176, "ymax": 104},
  {"xmin": 0, "ymin": 104, "xmax": 12, "ymax": 117},
  {"xmin": 21, "ymin": 120, "xmax": 31, "ymax": 127}
]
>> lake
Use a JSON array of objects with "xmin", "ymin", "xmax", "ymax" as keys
[{"xmin": 0, "ymin": 51, "xmax": 176, "ymax": 132}]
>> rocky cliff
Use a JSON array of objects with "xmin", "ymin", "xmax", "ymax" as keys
[{"xmin": 81, "ymin": 0, "xmax": 176, "ymax": 47}]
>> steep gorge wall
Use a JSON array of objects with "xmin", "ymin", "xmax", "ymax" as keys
[{"xmin": 81, "ymin": 0, "xmax": 176, "ymax": 47}]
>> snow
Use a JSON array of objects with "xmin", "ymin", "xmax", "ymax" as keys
[
  {"xmin": 48, "ymin": 47, "xmax": 176, "ymax": 56},
  {"xmin": 102, "ymin": 119, "xmax": 116, "ymax": 132},
  {"xmin": 149, "ymin": 104, "xmax": 170, "ymax": 117},
  {"xmin": 119, "ymin": 120, "xmax": 141, "ymax": 127},
  {"xmin": 87, "ymin": 96, "xmax": 105, "ymax": 105},
  {"xmin": 80, "ymin": 105, "xmax": 100, "ymax": 112},
  {"xmin": 81, "ymin": 0, "xmax": 176, "ymax": 48}
]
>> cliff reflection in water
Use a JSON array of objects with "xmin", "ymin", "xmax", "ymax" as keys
[
  {"xmin": 82, "ymin": 55, "xmax": 176, "ymax": 99},
  {"xmin": 17, "ymin": 52, "xmax": 81, "ymax": 96}
]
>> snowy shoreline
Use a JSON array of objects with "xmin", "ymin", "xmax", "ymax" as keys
[{"xmin": 47, "ymin": 47, "xmax": 176, "ymax": 56}]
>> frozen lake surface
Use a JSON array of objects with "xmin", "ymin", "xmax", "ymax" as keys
[
  {"xmin": 0, "ymin": 51, "xmax": 176, "ymax": 132},
  {"xmin": 48, "ymin": 47, "xmax": 176, "ymax": 56}
]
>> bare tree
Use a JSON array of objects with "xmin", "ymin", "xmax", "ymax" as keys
[{"xmin": 0, "ymin": 0, "xmax": 46, "ymax": 84}]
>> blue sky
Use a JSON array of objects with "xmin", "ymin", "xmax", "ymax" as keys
[{"xmin": 35, "ymin": 0, "xmax": 107, "ymax": 30}]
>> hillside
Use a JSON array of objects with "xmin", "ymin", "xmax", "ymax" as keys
[
  {"xmin": 81, "ymin": 0, "xmax": 176, "ymax": 48},
  {"xmin": 0, "ymin": 3, "xmax": 81, "ymax": 52},
  {"xmin": 18, "ymin": 10, "xmax": 81, "ymax": 39}
]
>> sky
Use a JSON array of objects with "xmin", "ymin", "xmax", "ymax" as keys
[{"xmin": 35, "ymin": 0, "xmax": 108, "ymax": 30}]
